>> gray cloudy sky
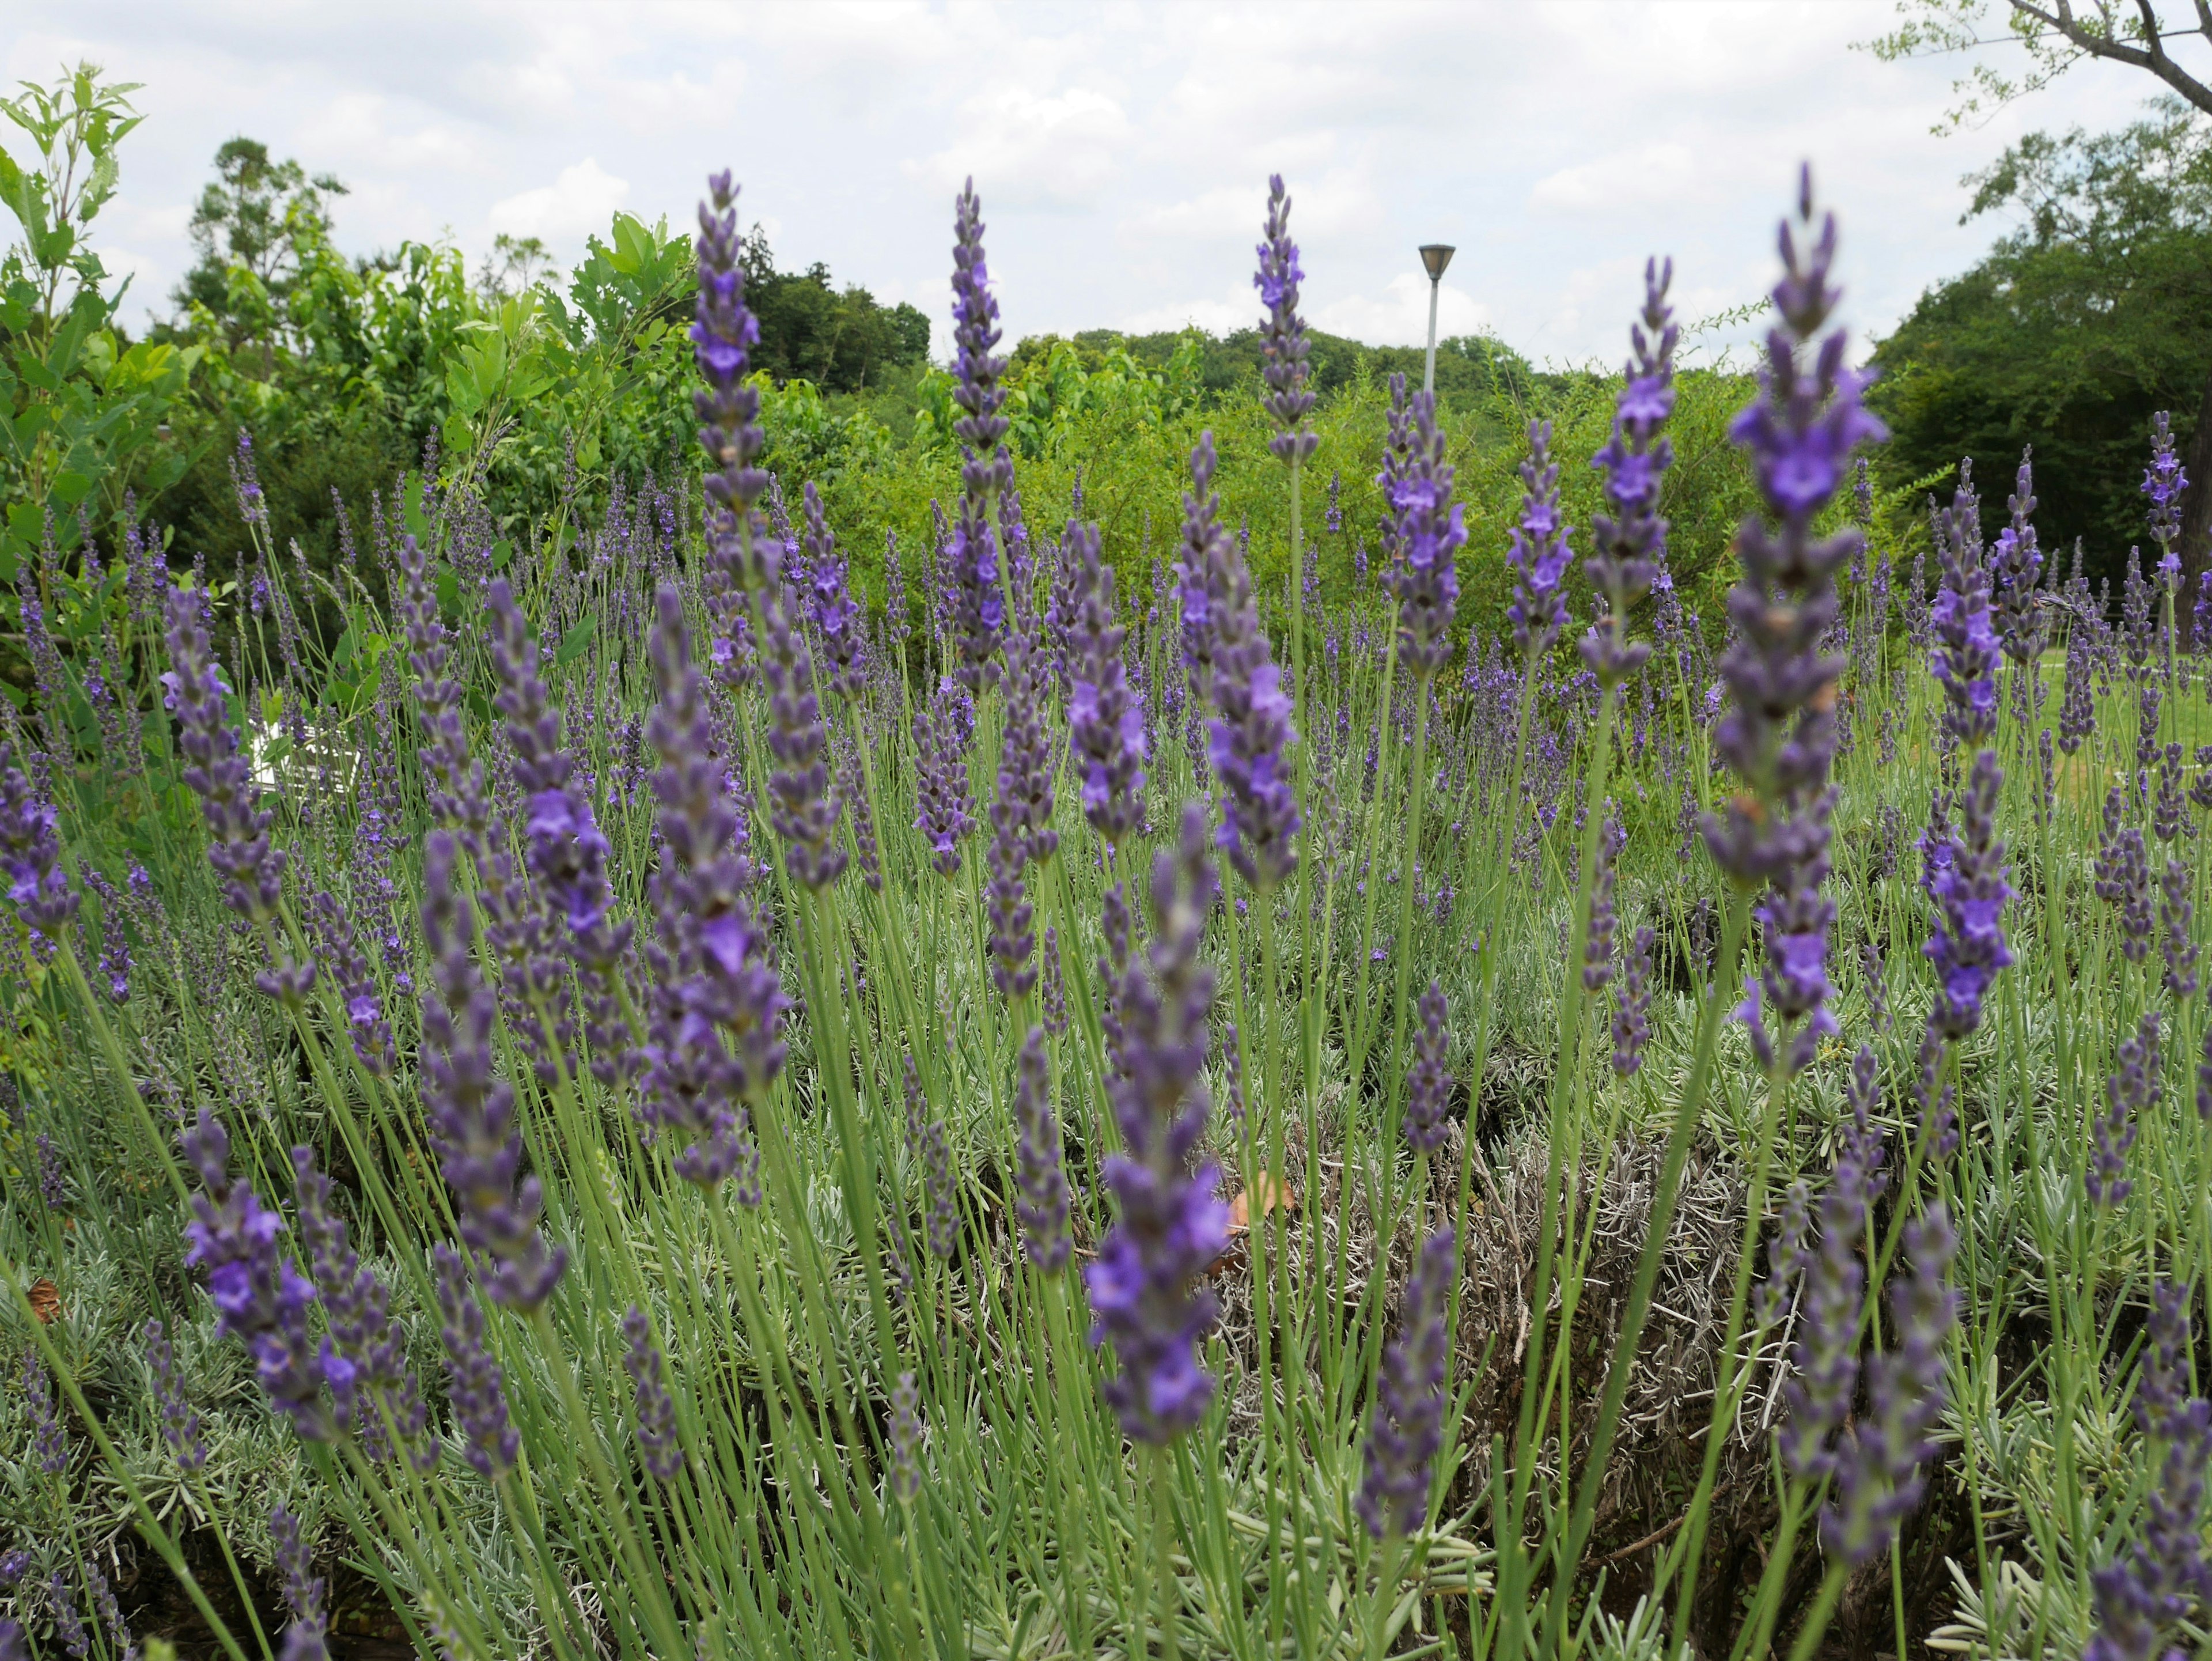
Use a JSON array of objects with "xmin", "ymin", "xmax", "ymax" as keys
[{"xmin": 3, "ymin": 1, "xmax": 2159, "ymax": 366}]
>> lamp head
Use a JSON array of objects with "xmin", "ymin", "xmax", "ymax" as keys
[{"xmin": 1418, "ymin": 243, "xmax": 1455, "ymax": 282}]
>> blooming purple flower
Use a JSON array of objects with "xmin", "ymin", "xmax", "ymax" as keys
[
  {"xmin": 1065, "ymin": 523, "xmax": 1148, "ymax": 849},
  {"xmin": 419, "ymin": 832, "xmax": 566, "ymax": 1312},
  {"xmin": 1990, "ymin": 449, "xmax": 2046, "ymax": 665},
  {"xmin": 1254, "ymin": 175, "xmax": 1317, "ymax": 464},
  {"xmin": 801, "ymin": 481, "xmax": 865, "ymax": 696},
  {"xmin": 2058, "ymin": 616, "xmax": 2097, "ymax": 754},
  {"xmin": 1190, "ymin": 436, "xmax": 1301, "ymax": 891},
  {"xmin": 985, "ymin": 796, "xmax": 1036, "ymax": 1001},
  {"xmin": 1506, "ymin": 422, "xmax": 1574, "ymax": 657},
  {"xmin": 144, "ymin": 1319, "xmax": 207, "ymax": 1473},
  {"xmin": 1040, "ymin": 925, "xmax": 1069, "ymax": 1037},
  {"xmin": 1706, "ymin": 170, "xmax": 1883, "ymax": 1077},
  {"xmin": 2143, "ymin": 410, "xmax": 2189, "ymax": 555},
  {"xmin": 1924, "ymin": 750, "xmax": 2013, "ymax": 1041},
  {"xmin": 2160, "ymin": 857, "xmax": 2199, "ymax": 997},
  {"xmin": 1612, "ymin": 926, "xmax": 1656, "ymax": 1076},
  {"xmin": 1357, "ymin": 1224, "xmax": 1455, "ymax": 1540},
  {"xmin": 902, "ymin": 1054, "xmax": 959, "ymax": 1261},
  {"xmin": 622, "ymin": 1307, "xmax": 683, "ymax": 1483},
  {"xmin": 1087, "ymin": 805, "xmax": 1230, "ymax": 1444},
  {"xmin": 945, "ymin": 179, "xmax": 1010, "ymax": 688},
  {"xmin": 889, "ymin": 1371, "xmax": 924, "ymax": 1504},
  {"xmin": 180, "ymin": 1109, "xmax": 328, "ymax": 1439},
  {"xmin": 431, "ymin": 1243, "xmax": 518, "ymax": 1478},
  {"xmin": 1404, "ymin": 980, "xmax": 1453, "ymax": 1154},
  {"xmin": 912, "ymin": 677, "xmax": 978, "ymax": 877},
  {"xmin": 47, "ymin": 1572, "xmax": 87, "ymax": 1661},
  {"xmin": 271, "ymin": 1505, "xmax": 328, "ymax": 1661},
  {"xmin": 2090, "ymin": 1014, "xmax": 2158, "ymax": 1209},
  {"xmin": 1382, "ymin": 389, "xmax": 1465, "ymax": 677},
  {"xmin": 308, "ymin": 891, "xmax": 394, "ymax": 1079},
  {"xmin": 1930, "ymin": 466, "xmax": 2001, "ymax": 750},
  {"xmin": 1012, "ymin": 1024, "xmax": 1070, "ymax": 1272},
  {"xmin": 293, "ymin": 1147, "xmax": 430, "ymax": 1466},
  {"xmin": 35, "ymin": 1132, "xmax": 63, "ymax": 1208},
  {"xmin": 1582, "ymin": 259, "xmax": 1677, "ymax": 686},
  {"xmin": 24, "ymin": 1346, "xmax": 66, "ymax": 1475},
  {"xmin": 638, "ymin": 588, "xmax": 778, "ymax": 1195}
]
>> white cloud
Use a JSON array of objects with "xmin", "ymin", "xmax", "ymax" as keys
[
  {"xmin": 488, "ymin": 158, "xmax": 630, "ymax": 243},
  {"xmin": 12, "ymin": 0, "xmax": 2162, "ymax": 355}
]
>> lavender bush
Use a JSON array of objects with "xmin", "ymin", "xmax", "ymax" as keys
[{"xmin": 0, "ymin": 154, "xmax": 2206, "ymax": 1661}]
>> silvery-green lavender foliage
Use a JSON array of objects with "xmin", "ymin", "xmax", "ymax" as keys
[{"xmin": 1, "ymin": 158, "xmax": 2203, "ymax": 1661}]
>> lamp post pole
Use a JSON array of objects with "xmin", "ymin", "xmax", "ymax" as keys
[{"xmin": 1418, "ymin": 243, "xmax": 1455, "ymax": 396}]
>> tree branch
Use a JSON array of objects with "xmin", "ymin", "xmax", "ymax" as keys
[{"xmin": 2012, "ymin": 0, "xmax": 2212, "ymax": 112}]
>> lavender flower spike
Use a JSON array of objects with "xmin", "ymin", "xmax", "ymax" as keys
[
  {"xmin": 1357, "ymin": 1224, "xmax": 1456, "ymax": 1539},
  {"xmin": 1924, "ymin": 749, "xmax": 2013, "ymax": 1041},
  {"xmin": 2089, "ymin": 1013, "xmax": 2158, "ymax": 1209},
  {"xmin": 946, "ymin": 178, "xmax": 1010, "ymax": 687},
  {"xmin": 622, "ymin": 1307, "xmax": 684, "ymax": 1482},
  {"xmin": 293, "ymin": 1147, "xmax": 430, "ymax": 1466},
  {"xmin": 0, "ymin": 744, "xmax": 74, "ymax": 937},
  {"xmin": 24, "ymin": 1346, "xmax": 66, "ymax": 1474},
  {"xmin": 144, "ymin": 1319, "xmax": 207, "ymax": 1472},
  {"xmin": 271, "ymin": 1505, "xmax": 329, "ymax": 1661},
  {"xmin": 1382, "ymin": 389, "xmax": 1465, "ymax": 677},
  {"xmin": 1505, "ymin": 421, "xmax": 1574, "ymax": 657},
  {"xmin": 1012, "ymin": 1024, "xmax": 1071, "ymax": 1272},
  {"xmin": 1822, "ymin": 1206, "xmax": 1957, "ymax": 1565},
  {"xmin": 801, "ymin": 480, "xmax": 864, "ymax": 695},
  {"xmin": 432, "ymin": 1244, "xmax": 519, "ymax": 1478},
  {"xmin": 1087, "ymin": 805, "xmax": 1231, "ymax": 1444},
  {"xmin": 1255, "ymin": 175, "xmax": 1317, "ymax": 463},
  {"xmin": 1705, "ymin": 168, "xmax": 1884, "ymax": 1077},
  {"xmin": 2143, "ymin": 410, "xmax": 2188, "ymax": 558},
  {"xmin": 912, "ymin": 677, "xmax": 977, "ymax": 877},
  {"xmin": 1193, "ymin": 435, "xmax": 1301, "ymax": 891},
  {"xmin": 1403, "ymin": 981, "xmax": 1453, "ymax": 1154},
  {"xmin": 162, "ymin": 585, "xmax": 314, "ymax": 1002},
  {"xmin": 419, "ymin": 831, "xmax": 566, "ymax": 1312},
  {"xmin": 1582, "ymin": 258, "xmax": 1677, "ymax": 687},
  {"xmin": 1065, "ymin": 521, "xmax": 1148, "ymax": 849}
]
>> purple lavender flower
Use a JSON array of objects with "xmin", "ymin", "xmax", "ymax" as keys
[
  {"xmin": 1772, "ymin": 1076, "xmax": 1887, "ymax": 1485},
  {"xmin": 293, "ymin": 1148, "xmax": 429, "ymax": 1465},
  {"xmin": 0, "ymin": 1621, "xmax": 20, "ymax": 1661},
  {"xmin": 1582, "ymin": 259, "xmax": 1677, "ymax": 686},
  {"xmin": 1930, "ymin": 468, "xmax": 2001, "ymax": 749},
  {"xmin": 1040, "ymin": 926, "xmax": 1069, "ymax": 1038},
  {"xmin": 144, "ymin": 1319, "xmax": 207, "ymax": 1473},
  {"xmin": 945, "ymin": 179, "xmax": 1010, "ymax": 688},
  {"xmin": 47, "ymin": 1571, "xmax": 87, "ymax": 1661},
  {"xmin": 801, "ymin": 482, "xmax": 864, "ymax": 695},
  {"xmin": 2058, "ymin": 617, "xmax": 2097, "ymax": 754},
  {"xmin": 637, "ymin": 589, "xmax": 778, "ymax": 1195},
  {"xmin": 901, "ymin": 1055, "xmax": 959, "ymax": 1262},
  {"xmin": 984, "ymin": 800, "xmax": 1036, "ymax": 1001},
  {"xmin": 1012, "ymin": 1024, "xmax": 1070, "ymax": 1272},
  {"xmin": 1087, "ymin": 805, "xmax": 1230, "ymax": 1444},
  {"xmin": 1190, "ymin": 436, "xmax": 1301, "ymax": 891},
  {"xmin": 2090, "ymin": 1014, "xmax": 2158, "ymax": 1209},
  {"xmin": 1357, "ymin": 1224, "xmax": 1455, "ymax": 1540},
  {"xmin": 487, "ymin": 581, "xmax": 628, "ymax": 1052},
  {"xmin": 694, "ymin": 171, "xmax": 767, "ymax": 517},
  {"xmin": 912, "ymin": 678, "xmax": 977, "ymax": 877},
  {"xmin": 1584, "ymin": 816, "xmax": 1622, "ymax": 992},
  {"xmin": 2160, "ymin": 858, "xmax": 2199, "ymax": 997},
  {"xmin": 35, "ymin": 1132, "xmax": 64, "ymax": 1208},
  {"xmin": 1506, "ymin": 422, "xmax": 1574, "ymax": 657},
  {"xmin": 431, "ymin": 1243, "xmax": 518, "ymax": 1478},
  {"xmin": 1612, "ymin": 926, "xmax": 1656, "ymax": 1076},
  {"xmin": 1924, "ymin": 750, "xmax": 2013, "ymax": 1041},
  {"xmin": 997, "ymin": 609, "xmax": 1059, "ymax": 867},
  {"xmin": 308, "ymin": 891, "xmax": 394, "ymax": 1079},
  {"xmin": 1382, "ymin": 391, "xmax": 1465, "ymax": 677},
  {"xmin": 1254, "ymin": 175, "xmax": 1317, "ymax": 463},
  {"xmin": 419, "ymin": 833, "xmax": 566, "ymax": 1311},
  {"xmin": 271, "ymin": 1505, "xmax": 328, "ymax": 1661},
  {"xmin": 620, "ymin": 1307, "xmax": 683, "ymax": 1483},
  {"xmin": 24, "ymin": 1346, "xmax": 66, "ymax": 1475},
  {"xmin": 889, "ymin": 1371, "xmax": 924, "ymax": 1504},
  {"xmin": 1990, "ymin": 450, "xmax": 2046, "ymax": 664},
  {"xmin": 2086, "ymin": 1280, "xmax": 2212, "ymax": 1661},
  {"xmin": 1823, "ymin": 1207, "xmax": 1956, "ymax": 1565},
  {"xmin": 180, "ymin": 1109, "xmax": 328, "ymax": 1439},
  {"xmin": 1065, "ymin": 523, "xmax": 1148, "ymax": 849},
  {"xmin": 1705, "ymin": 170, "xmax": 1884, "ymax": 1077},
  {"xmin": 1403, "ymin": 981, "xmax": 1453, "ymax": 1154},
  {"xmin": 2143, "ymin": 410, "xmax": 2189, "ymax": 557}
]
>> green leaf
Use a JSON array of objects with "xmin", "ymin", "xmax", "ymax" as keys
[
  {"xmin": 491, "ymin": 539, "xmax": 513, "ymax": 573},
  {"xmin": 553, "ymin": 615, "xmax": 597, "ymax": 673}
]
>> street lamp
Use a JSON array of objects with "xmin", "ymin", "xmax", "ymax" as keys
[{"xmin": 1418, "ymin": 244, "xmax": 1455, "ymax": 396}]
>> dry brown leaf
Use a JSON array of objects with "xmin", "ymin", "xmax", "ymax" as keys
[{"xmin": 27, "ymin": 1278, "xmax": 61, "ymax": 1324}]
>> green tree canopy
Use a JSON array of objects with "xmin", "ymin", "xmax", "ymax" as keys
[{"xmin": 1870, "ymin": 101, "xmax": 2212, "ymax": 587}]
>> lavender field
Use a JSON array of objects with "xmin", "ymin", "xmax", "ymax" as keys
[{"xmin": 1, "ymin": 74, "xmax": 2211, "ymax": 1661}]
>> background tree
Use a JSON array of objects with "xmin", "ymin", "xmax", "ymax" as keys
[
  {"xmin": 173, "ymin": 136, "xmax": 346, "ymax": 374},
  {"xmin": 1872, "ymin": 104, "xmax": 2212, "ymax": 589},
  {"xmin": 1872, "ymin": 0, "xmax": 2212, "ymax": 574}
]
